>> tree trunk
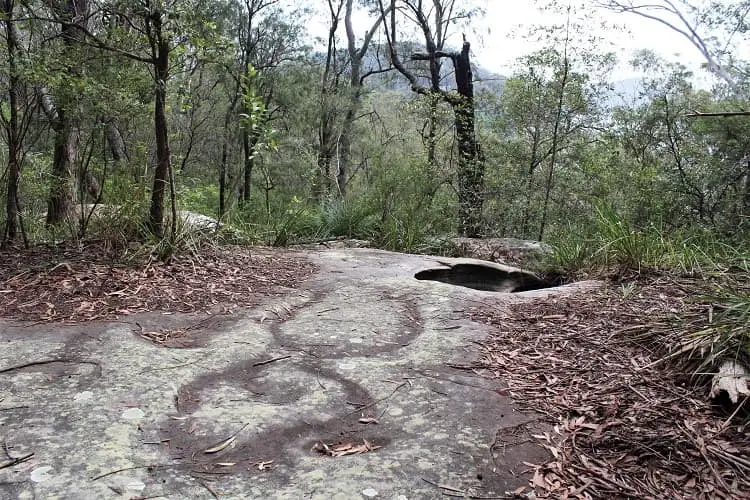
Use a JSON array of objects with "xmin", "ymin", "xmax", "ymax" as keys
[
  {"xmin": 538, "ymin": 57, "xmax": 570, "ymax": 242},
  {"xmin": 338, "ymin": 117, "xmax": 351, "ymax": 194},
  {"xmin": 148, "ymin": 34, "xmax": 171, "ymax": 237},
  {"xmin": 425, "ymin": 96, "xmax": 439, "ymax": 169},
  {"xmin": 452, "ymin": 41, "xmax": 484, "ymax": 238},
  {"xmin": 104, "ymin": 117, "xmax": 129, "ymax": 164},
  {"xmin": 316, "ymin": 0, "xmax": 343, "ymax": 203},
  {"xmin": 316, "ymin": 133, "xmax": 333, "ymax": 202},
  {"xmin": 2, "ymin": 0, "xmax": 21, "ymax": 243},
  {"xmin": 46, "ymin": 111, "xmax": 78, "ymax": 225},
  {"xmin": 219, "ymin": 107, "xmax": 232, "ymax": 217},
  {"xmin": 521, "ymin": 128, "xmax": 541, "ymax": 238},
  {"xmin": 46, "ymin": 0, "xmax": 89, "ymax": 226},
  {"xmin": 241, "ymin": 127, "xmax": 258, "ymax": 204}
]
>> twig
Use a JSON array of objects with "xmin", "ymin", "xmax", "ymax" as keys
[
  {"xmin": 252, "ymin": 355, "xmax": 291, "ymax": 367},
  {"xmin": 421, "ymin": 477, "xmax": 466, "ymax": 494},
  {"xmin": 0, "ymin": 358, "xmax": 93, "ymax": 374},
  {"xmin": 627, "ymin": 384, "xmax": 652, "ymax": 403},
  {"xmin": 708, "ymin": 445, "xmax": 750, "ymax": 471},
  {"xmin": 343, "ymin": 381, "xmax": 410, "ymax": 417},
  {"xmin": 198, "ymin": 480, "xmax": 219, "ymax": 499},
  {"xmin": 91, "ymin": 464, "xmax": 168, "ymax": 481},
  {"xmin": 714, "ymin": 398, "xmax": 747, "ymax": 436},
  {"xmin": 0, "ymin": 452, "xmax": 34, "ymax": 470}
]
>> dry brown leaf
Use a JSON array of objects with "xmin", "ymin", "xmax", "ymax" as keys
[
  {"xmin": 313, "ymin": 439, "xmax": 381, "ymax": 457},
  {"xmin": 470, "ymin": 278, "xmax": 750, "ymax": 498},
  {"xmin": 203, "ymin": 436, "xmax": 236, "ymax": 454}
]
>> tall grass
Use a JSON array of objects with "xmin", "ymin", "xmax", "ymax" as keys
[{"xmin": 545, "ymin": 206, "xmax": 749, "ymax": 276}]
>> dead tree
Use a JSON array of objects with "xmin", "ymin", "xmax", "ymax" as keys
[{"xmin": 379, "ymin": 0, "xmax": 485, "ymax": 237}]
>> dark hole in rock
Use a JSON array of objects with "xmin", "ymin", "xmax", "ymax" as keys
[{"xmin": 415, "ymin": 263, "xmax": 564, "ymax": 293}]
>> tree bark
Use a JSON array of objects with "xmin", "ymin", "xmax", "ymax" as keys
[
  {"xmin": 46, "ymin": 0, "xmax": 89, "ymax": 226},
  {"xmin": 316, "ymin": 121, "xmax": 334, "ymax": 201},
  {"xmin": 538, "ymin": 56, "xmax": 569, "ymax": 241},
  {"xmin": 380, "ymin": 1, "xmax": 485, "ymax": 237},
  {"xmin": 148, "ymin": 17, "xmax": 171, "ymax": 237},
  {"xmin": 337, "ymin": 0, "xmax": 387, "ymax": 195},
  {"xmin": 46, "ymin": 110, "xmax": 78, "ymax": 226},
  {"xmin": 2, "ymin": 0, "xmax": 21, "ymax": 243},
  {"xmin": 452, "ymin": 41, "xmax": 484, "ymax": 238},
  {"xmin": 219, "ymin": 103, "xmax": 234, "ymax": 217},
  {"xmin": 316, "ymin": 0, "xmax": 344, "ymax": 202},
  {"xmin": 104, "ymin": 117, "xmax": 129, "ymax": 164}
]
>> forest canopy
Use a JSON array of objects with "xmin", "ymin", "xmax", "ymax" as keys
[{"xmin": 0, "ymin": 0, "xmax": 748, "ymax": 256}]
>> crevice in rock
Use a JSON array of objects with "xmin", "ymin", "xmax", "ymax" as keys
[{"xmin": 415, "ymin": 263, "xmax": 562, "ymax": 293}]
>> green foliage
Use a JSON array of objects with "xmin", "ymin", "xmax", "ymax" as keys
[
  {"xmin": 1, "ymin": 0, "xmax": 749, "ymax": 271},
  {"xmin": 544, "ymin": 204, "xmax": 750, "ymax": 276},
  {"xmin": 177, "ymin": 178, "xmax": 219, "ymax": 216},
  {"xmin": 240, "ymin": 64, "xmax": 279, "ymax": 156},
  {"xmin": 686, "ymin": 286, "xmax": 750, "ymax": 371},
  {"xmin": 319, "ymin": 200, "xmax": 377, "ymax": 240}
]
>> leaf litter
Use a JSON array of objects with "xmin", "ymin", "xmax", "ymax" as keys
[
  {"xmin": 470, "ymin": 276, "xmax": 750, "ymax": 499},
  {"xmin": 0, "ymin": 243, "xmax": 316, "ymax": 323}
]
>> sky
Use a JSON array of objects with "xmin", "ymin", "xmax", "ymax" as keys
[
  {"xmin": 472, "ymin": 1, "xmax": 709, "ymax": 80},
  {"xmin": 332, "ymin": 0, "xmax": 718, "ymax": 82}
]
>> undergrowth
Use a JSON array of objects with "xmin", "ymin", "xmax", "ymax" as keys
[
  {"xmin": 544, "ymin": 205, "xmax": 750, "ymax": 393},
  {"xmin": 545, "ymin": 206, "xmax": 749, "ymax": 276}
]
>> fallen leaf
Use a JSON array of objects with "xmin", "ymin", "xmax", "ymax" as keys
[{"xmin": 203, "ymin": 436, "xmax": 237, "ymax": 454}]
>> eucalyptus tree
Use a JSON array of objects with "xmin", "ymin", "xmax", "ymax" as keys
[
  {"xmin": 316, "ymin": 0, "xmax": 389, "ymax": 200},
  {"xmin": 210, "ymin": 0, "xmax": 306, "ymax": 215},
  {"xmin": 338, "ymin": 0, "xmax": 390, "ymax": 194},
  {"xmin": 597, "ymin": 0, "xmax": 750, "ymax": 92},
  {"xmin": 612, "ymin": 53, "xmax": 750, "ymax": 228},
  {"xmin": 1, "ymin": 0, "xmax": 25, "ymax": 244},
  {"xmin": 487, "ymin": 47, "xmax": 605, "ymax": 240},
  {"xmin": 76, "ymin": 0, "xmax": 225, "ymax": 237},
  {"xmin": 42, "ymin": 0, "xmax": 93, "ymax": 226},
  {"xmin": 237, "ymin": 1, "xmax": 304, "ymax": 208},
  {"xmin": 377, "ymin": 0, "xmax": 486, "ymax": 237}
]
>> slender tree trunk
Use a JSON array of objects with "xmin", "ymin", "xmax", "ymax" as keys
[
  {"xmin": 521, "ymin": 129, "xmax": 541, "ymax": 238},
  {"xmin": 242, "ymin": 128, "xmax": 258, "ymax": 204},
  {"xmin": 148, "ymin": 33, "xmax": 171, "ymax": 237},
  {"xmin": 316, "ymin": 0, "xmax": 344, "ymax": 203},
  {"xmin": 2, "ymin": 0, "xmax": 21, "ymax": 243},
  {"xmin": 338, "ymin": 113, "xmax": 352, "ymax": 194},
  {"xmin": 538, "ymin": 57, "xmax": 569, "ymax": 242},
  {"xmin": 316, "ymin": 128, "xmax": 333, "ymax": 202},
  {"xmin": 425, "ymin": 96, "xmax": 438, "ymax": 169},
  {"xmin": 219, "ymin": 104, "xmax": 234, "ymax": 217},
  {"xmin": 452, "ymin": 41, "xmax": 483, "ymax": 238}
]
